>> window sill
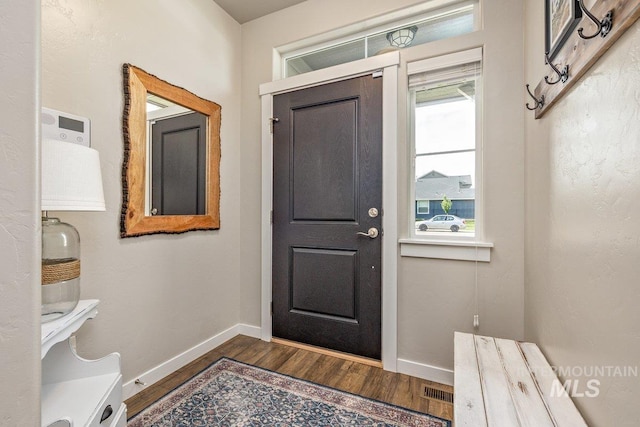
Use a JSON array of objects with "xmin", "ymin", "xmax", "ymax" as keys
[{"xmin": 399, "ymin": 238, "xmax": 493, "ymax": 262}]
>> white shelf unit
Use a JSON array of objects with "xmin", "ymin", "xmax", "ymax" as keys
[{"xmin": 41, "ymin": 300, "xmax": 127, "ymax": 427}]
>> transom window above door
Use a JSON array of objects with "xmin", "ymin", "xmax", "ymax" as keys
[{"xmin": 283, "ymin": 0, "xmax": 479, "ymax": 77}]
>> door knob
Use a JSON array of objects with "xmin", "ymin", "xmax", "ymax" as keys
[{"xmin": 356, "ymin": 227, "xmax": 379, "ymax": 238}]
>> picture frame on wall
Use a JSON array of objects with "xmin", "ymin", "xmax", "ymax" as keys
[{"xmin": 545, "ymin": 0, "xmax": 582, "ymax": 60}]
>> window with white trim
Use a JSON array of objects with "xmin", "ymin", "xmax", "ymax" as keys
[
  {"xmin": 409, "ymin": 48, "xmax": 482, "ymax": 239},
  {"xmin": 283, "ymin": 1, "xmax": 479, "ymax": 77}
]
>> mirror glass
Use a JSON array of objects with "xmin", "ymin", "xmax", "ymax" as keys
[
  {"xmin": 121, "ymin": 64, "xmax": 221, "ymax": 237},
  {"xmin": 146, "ymin": 95, "xmax": 207, "ymax": 216}
]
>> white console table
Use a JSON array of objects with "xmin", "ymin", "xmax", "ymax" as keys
[{"xmin": 41, "ymin": 299, "xmax": 127, "ymax": 427}]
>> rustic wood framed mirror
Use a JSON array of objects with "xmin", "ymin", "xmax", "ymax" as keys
[{"xmin": 121, "ymin": 64, "xmax": 221, "ymax": 237}]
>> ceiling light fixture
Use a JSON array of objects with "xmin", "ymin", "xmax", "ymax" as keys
[{"xmin": 386, "ymin": 25, "xmax": 418, "ymax": 48}]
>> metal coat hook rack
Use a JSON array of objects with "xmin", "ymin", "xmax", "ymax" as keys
[
  {"xmin": 525, "ymin": 84, "xmax": 544, "ymax": 111},
  {"xmin": 544, "ymin": 52, "xmax": 569, "ymax": 85},
  {"xmin": 577, "ymin": 0, "xmax": 614, "ymax": 39},
  {"xmin": 526, "ymin": 1, "xmax": 640, "ymax": 119}
]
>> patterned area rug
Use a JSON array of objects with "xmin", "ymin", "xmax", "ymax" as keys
[{"xmin": 128, "ymin": 358, "xmax": 451, "ymax": 427}]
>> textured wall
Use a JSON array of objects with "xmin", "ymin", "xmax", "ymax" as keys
[
  {"xmin": 397, "ymin": 1, "xmax": 525, "ymax": 372},
  {"xmin": 525, "ymin": 1, "xmax": 640, "ymax": 425},
  {"xmin": 0, "ymin": 0, "xmax": 41, "ymax": 424},
  {"xmin": 241, "ymin": 0, "xmax": 525, "ymax": 374},
  {"xmin": 41, "ymin": 0, "xmax": 242, "ymax": 383}
]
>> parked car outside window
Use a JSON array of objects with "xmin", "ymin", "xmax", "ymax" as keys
[{"xmin": 415, "ymin": 215, "xmax": 466, "ymax": 232}]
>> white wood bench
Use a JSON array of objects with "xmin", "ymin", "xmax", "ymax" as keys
[{"xmin": 454, "ymin": 332, "xmax": 587, "ymax": 426}]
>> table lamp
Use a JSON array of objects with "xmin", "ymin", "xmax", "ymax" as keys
[{"xmin": 41, "ymin": 138, "xmax": 105, "ymax": 323}]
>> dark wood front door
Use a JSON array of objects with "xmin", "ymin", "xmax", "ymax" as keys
[
  {"xmin": 272, "ymin": 75, "xmax": 383, "ymax": 359},
  {"xmin": 151, "ymin": 112, "xmax": 207, "ymax": 215}
]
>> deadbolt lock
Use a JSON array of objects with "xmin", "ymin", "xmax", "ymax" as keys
[{"xmin": 368, "ymin": 208, "xmax": 379, "ymax": 218}]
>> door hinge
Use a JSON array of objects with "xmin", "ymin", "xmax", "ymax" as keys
[
  {"xmin": 270, "ymin": 210, "xmax": 273, "ymax": 224},
  {"xmin": 372, "ymin": 70, "xmax": 383, "ymax": 79},
  {"xmin": 270, "ymin": 301, "xmax": 273, "ymax": 316},
  {"xmin": 269, "ymin": 117, "xmax": 279, "ymax": 133}
]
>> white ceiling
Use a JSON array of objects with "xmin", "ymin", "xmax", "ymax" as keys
[{"xmin": 213, "ymin": 0, "xmax": 308, "ymax": 24}]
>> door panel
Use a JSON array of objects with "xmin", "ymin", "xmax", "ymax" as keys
[
  {"xmin": 290, "ymin": 247, "xmax": 357, "ymax": 320},
  {"xmin": 151, "ymin": 112, "xmax": 207, "ymax": 215},
  {"xmin": 272, "ymin": 75, "xmax": 382, "ymax": 359},
  {"xmin": 292, "ymin": 100, "xmax": 357, "ymax": 221}
]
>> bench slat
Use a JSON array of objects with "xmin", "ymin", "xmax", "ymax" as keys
[
  {"xmin": 494, "ymin": 338, "xmax": 555, "ymax": 427},
  {"xmin": 519, "ymin": 342, "xmax": 588, "ymax": 427},
  {"xmin": 454, "ymin": 332, "xmax": 488, "ymax": 427},
  {"xmin": 474, "ymin": 335, "xmax": 521, "ymax": 427},
  {"xmin": 454, "ymin": 333, "xmax": 587, "ymax": 426}
]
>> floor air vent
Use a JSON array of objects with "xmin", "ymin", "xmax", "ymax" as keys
[{"xmin": 421, "ymin": 384, "xmax": 454, "ymax": 403}]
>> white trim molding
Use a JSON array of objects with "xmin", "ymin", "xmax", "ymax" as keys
[
  {"xmin": 399, "ymin": 239, "xmax": 493, "ymax": 262},
  {"xmin": 381, "ymin": 63, "xmax": 398, "ymax": 372},
  {"xmin": 122, "ymin": 324, "xmax": 261, "ymax": 400},
  {"xmin": 260, "ymin": 51, "xmax": 399, "ymax": 96},
  {"xmin": 260, "ymin": 54, "xmax": 400, "ymax": 372},
  {"xmin": 260, "ymin": 93, "xmax": 274, "ymax": 342},
  {"xmin": 407, "ymin": 46, "xmax": 482, "ymax": 75},
  {"xmin": 397, "ymin": 358, "xmax": 454, "ymax": 386}
]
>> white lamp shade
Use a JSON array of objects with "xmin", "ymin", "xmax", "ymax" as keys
[{"xmin": 42, "ymin": 139, "xmax": 105, "ymax": 211}]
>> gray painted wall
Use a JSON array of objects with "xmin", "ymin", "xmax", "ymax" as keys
[
  {"xmin": 525, "ymin": 1, "xmax": 640, "ymax": 425},
  {"xmin": 41, "ymin": 0, "xmax": 243, "ymax": 383},
  {"xmin": 0, "ymin": 0, "xmax": 41, "ymax": 424}
]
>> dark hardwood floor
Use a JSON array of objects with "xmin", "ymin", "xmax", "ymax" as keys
[{"xmin": 125, "ymin": 335, "xmax": 454, "ymax": 422}]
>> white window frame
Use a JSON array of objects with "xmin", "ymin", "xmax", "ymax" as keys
[
  {"xmin": 274, "ymin": 0, "xmax": 480, "ymax": 80},
  {"xmin": 400, "ymin": 47, "xmax": 493, "ymax": 262}
]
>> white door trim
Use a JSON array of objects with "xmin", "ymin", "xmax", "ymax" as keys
[{"xmin": 259, "ymin": 52, "xmax": 399, "ymax": 371}]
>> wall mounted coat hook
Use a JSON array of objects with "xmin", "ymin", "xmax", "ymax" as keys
[
  {"xmin": 577, "ymin": 0, "xmax": 613, "ymax": 39},
  {"xmin": 544, "ymin": 52, "xmax": 569, "ymax": 85},
  {"xmin": 525, "ymin": 84, "xmax": 544, "ymax": 111}
]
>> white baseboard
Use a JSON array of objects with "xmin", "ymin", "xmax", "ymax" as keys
[
  {"xmin": 397, "ymin": 358, "xmax": 454, "ymax": 386},
  {"xmin": 123, "ymin": 323, "xmax": 261, "ymax": 400},
  {"xmin": 123, "ymin": 327, "xmax": 453, "ymax": 400},
  {"xmin": 236, "ymin": 324, "xmax": 262, "ymax": 339}
]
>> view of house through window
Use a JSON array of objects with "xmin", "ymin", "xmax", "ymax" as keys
[{"xmin": 410, "ymin": 53, "xmax": 480, "ymax": 238}]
